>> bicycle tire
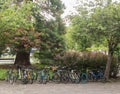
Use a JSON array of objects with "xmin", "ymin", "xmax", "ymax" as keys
[
  {"xmin": 81, "ymin": 73, "xmax": 88, "ymax": 84},
  {"xmin": 53, "ymin": 73, "xmax": 60, "ymax": 84}
]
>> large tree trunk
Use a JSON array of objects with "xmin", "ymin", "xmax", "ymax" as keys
[
  {"xmin": 14, "ymin": 51, "xmax": 31, "ymax": 66},
  {"xmin": 104, "ymin": 50, "xmax": 113, "ymax": 80}
]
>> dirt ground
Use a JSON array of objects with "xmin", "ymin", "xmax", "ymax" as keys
[{"xmin": 0, "ymin": 81, "xmax": 120, "ymax": 94}]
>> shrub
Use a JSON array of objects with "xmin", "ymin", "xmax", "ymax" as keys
[{"xmin": 55, "ymin": 50, "xmax": 119, "ymax": 77}]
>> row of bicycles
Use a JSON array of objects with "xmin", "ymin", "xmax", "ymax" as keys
[
  {"xmin": 6, "ymin": 67, "xmax": 34, "ymax": 84},
  {"xmin": 5, "ymin": 66, "xmax": 104, "ymax": 84}
]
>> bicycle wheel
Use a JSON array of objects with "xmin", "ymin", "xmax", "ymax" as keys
[
  {"xmin": 9, "ymin": 73, "xmax": 15, "ymax": 84},
  {"xmin": 43, "ymin": 79, "xmax": 47, "ymax": 84},
  {"xmin": 36, "ymin": 77, "xmax": 42, "ymax": 84},
  {"xmin": 88, "ymin": 73, "xmax": 96, "ymax": 81},
  {"xmin": 7, "ymin": 70, "xmax": 15, "ymax": 84},
  {"xmin": 21, "ymin": 74, "xmax": 28, "ymax": 84},
  {"xmin": 81, "ymin": 73, "xmax": 88, "ymax": 84},
  {"xmin": 62, "ymin": 74, "xmax": 69, "ymax": 84},
  {"xmin": 22, "ymin": 77, "xmax": 29, "ymax": 84},
  {"xmin": 74, "ymin": 74, "xmax": 80, "ymax": 84},
  {"xmin": 53, "ymin": 73, "xmax": 60, "ymax": 83},
  {"xmin": 29, "ymin": 78, "xmax": 33, "ymax": 84},
  {"xmin": 30, "ymin": 76, "xmax": 34, "ymax": 84},
  {"xmin": 9, "ymin": 78, "xmax": 14, "ymax": 84}
]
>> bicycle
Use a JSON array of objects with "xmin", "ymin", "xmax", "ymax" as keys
[
  {"xmin": 88, "ymin": 70, "xmax": 97, "ymax": 81},
  {"xmin": 6, "ymin": 68, "xmax": 17, "ymax": 84},
  {"xmin": 69, "ymin": 70, "xmax": 80, "ymax": 84},
  {"xmin": 36, "ymin": 69, "xmax": 48, "ymax": 84},
  {"xmin": 21, "ymin": 68, "xmax": 35, "ymax": 84},
  {"xmin": 52, "ymin": 70, "xmax": 61, "ymax": 83}
]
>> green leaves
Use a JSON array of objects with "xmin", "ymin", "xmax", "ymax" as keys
[
  {"xmin": 0, "ymin": 0, "xmax": 40, "ymax": 53},
  {"xmin": 66, "ymin": 13, "xmax": 92, "ymax": 51},
  {"xmin": 33, "ymin": 0, "xmax": 66, "ymax": 64},
  {"xmin": 49, "ymin": 0, "xmax": 65, "ymax": 16},
  {"xmin": 66, "ymin": 0, "xmax": 120, "ymax": 52}
]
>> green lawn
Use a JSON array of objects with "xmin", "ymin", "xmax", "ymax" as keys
[{"xmin": 0, "ymin": 69, "xmax": 7, "ymax": 80}]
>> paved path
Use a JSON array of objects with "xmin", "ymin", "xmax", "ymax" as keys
[{"xmin": 0, "ymin": 81, "xmax": 120, "ymax": 94}]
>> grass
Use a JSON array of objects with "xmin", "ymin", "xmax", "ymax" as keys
[{"xmin": 0, "ymin": 69, "xmax": 7, "ymax": 80}]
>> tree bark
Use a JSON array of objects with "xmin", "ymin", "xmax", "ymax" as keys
[
  {"xmin": 14, "ymin": 51, "xmax": 31, "ymax": 66},
  {"xmin": 104, "ymin": 50, "xmax": 113, "ymax": 80}
]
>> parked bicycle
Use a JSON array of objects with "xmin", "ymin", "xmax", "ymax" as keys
[
  {"xmin": 88, "ymin": 69, "xmax": 104, "ymax": 81},
  {"xmin": 36, "ymin": 68, "xmax": 49, "ymax": 84},
  {"xmin": 21, "ymin": 68, "xmax": 35, "ymax": 84},
  {"xmin": 6, "ymin": 68, "xmax": 17, "ymax": 84}
]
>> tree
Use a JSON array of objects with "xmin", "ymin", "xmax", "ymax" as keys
[
  {"xmin": 0, "ymin": 0, "xmax": 16, "ymax": 55},
  {"xmin": 34, "ymin": 0, "xmax": 66, "ymax": 65},
  {"xmin": 0, "ymin": 0, "xmax": 40, "ymax": 66},
  {"xmin": 67, "ymin": 0, "xmax": 120, "ymax": 80},
  {"xmin": 88, "ymin": 3, "xmax": 120, "ymax": 80},
  {"xmin": 65, "ymin": 15, "xmax": 92, "ymax": 51}
]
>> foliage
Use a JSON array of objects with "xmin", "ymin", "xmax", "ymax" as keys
[
  {"xmin": 55, "ymin": 50, "xmax": 119, "ymax": 77},
  {"xmin": 88, "ymin": 2, "xmax": 120, "ymax": 79},
  {"xmin": 0, "ymin": 0, "xmax": 43, "ymax": 65},
  {"xmin": 66, "ymin": 0, "xmax": 120, "ymax": 79},
  {"xmin": 65, "ymin": 15, "xmax": 92, "ymax": 51},
  {"xmin": 55, "ymin": 50, "xmax": 106, "ymax": 68},
  {"xmin": 0, "ymin": 1, "xmax": 41, "ymax": 53},
  {"xmin": 89, "ymin": 3, "xmax": 120, "ymax": 49},
  {"xmin": 33, "ymin": 0, "xmax": 66, "ymax": 64}
]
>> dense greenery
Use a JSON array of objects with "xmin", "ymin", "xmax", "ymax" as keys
[
  {"xmin": 0, "ymin": 0, "xmax": 41, "ymax": 65},
  {"xmin": 55, "ymin": 50, "xmax": 119, "ymax": 77},
  {"xmin": 0, "ymin": 0, "xmax": 66, "ymax": 66},
  {"xmin": 33, "ymin": 0, "xmax": 66, "ymax": 65},
  {"xmin": 0, "ymin": 0, "xmax": 120, "ymax": 80},
  {"xmin": 65, "ymin": 0, "xmax": 120, "ymax": 79}
]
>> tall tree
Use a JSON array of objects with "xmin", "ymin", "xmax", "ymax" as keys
[
  {"xmin": 67, "ymin": 0, "xmax": 120, "ymax": 80},
  {"xmin": 34, "ymin": 0, "xmax": 66, "ymax": 65},
  {"xmin": 89, "ymin": 2, "xmax": 120, "ymax": 80}
]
